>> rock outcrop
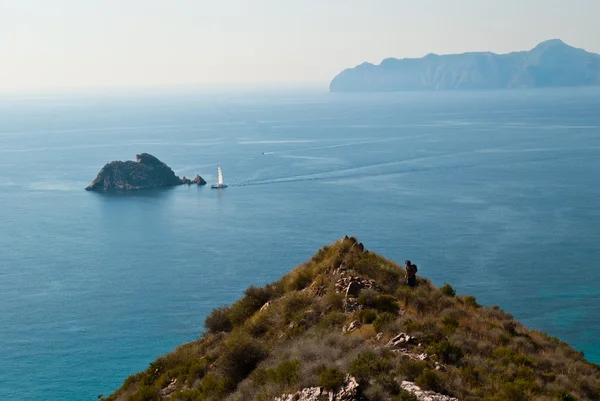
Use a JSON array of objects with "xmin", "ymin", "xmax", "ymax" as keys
[
  {"xmin": 85, "ymin": 153, "xmax": 206, "ymax": 191},
  {"xmin": 400, "ymin": 381, "xmax": 458, "ymax": 401},
  {"xmin": 275, "ymin": 375, "xmax": 364, "ymax": 401},
  {"xmin": 386, "ymin": 332, "xmax": 415, "ymax": 348}
]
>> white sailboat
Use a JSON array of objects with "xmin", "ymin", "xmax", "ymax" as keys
[{"xmin": 211, "ymin": 166, "xmax": 228, "ymax": 189}]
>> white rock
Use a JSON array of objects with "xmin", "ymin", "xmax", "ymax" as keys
[{"xmin": 400, "ymin": 381, "xmax": 458, "ymax": 401}]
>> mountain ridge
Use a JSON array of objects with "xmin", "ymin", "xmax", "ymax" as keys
[
  {"xmin": 103, "ymin": 237, "xmax": 600, "ymax": 401},
  {"xmin": 330, "ymin": 40, "xmax": 600, "ymax": 92}
]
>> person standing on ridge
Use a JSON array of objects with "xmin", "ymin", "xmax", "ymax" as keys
[{"xmin": 405, "ymin": 260, "xmax": 417, "ymax": 287}]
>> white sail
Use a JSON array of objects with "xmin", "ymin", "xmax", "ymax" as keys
[{"xmin": 217, "ymin": 166, "xmax": 223, "ymax": 185}]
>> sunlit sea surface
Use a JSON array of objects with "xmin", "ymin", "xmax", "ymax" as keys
[{"xmin": 1, "ymin": 87, "xmax": 599, "ymax": 400}]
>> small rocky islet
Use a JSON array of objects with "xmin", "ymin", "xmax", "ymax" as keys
[{"xmin": 85, "ymin": 153, "xmax": 206, "ymax": 191}]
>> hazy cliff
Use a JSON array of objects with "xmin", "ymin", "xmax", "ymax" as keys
[
  {"xmin": 330, "ymin": 40, "xmax": 600, "ymax": 92},
  {"xmin": 104, "ymin": 237, "xmax": 600, "ymax": 401}
]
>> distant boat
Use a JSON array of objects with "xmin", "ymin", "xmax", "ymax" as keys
[{"xmin": 211, "ymin": 166, "xmax": 228, "ymax": 189}]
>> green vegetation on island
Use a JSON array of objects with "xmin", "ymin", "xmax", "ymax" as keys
[
  {"xmin": 86, "ymin": 153, "xmax": 206, "ymax": 191},
  {"xmin": 104, "ymin": 237, "xmax": 600, "ymax": 401}
]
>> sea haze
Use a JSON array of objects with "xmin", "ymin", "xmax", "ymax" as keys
[{"xmin": 0, "ymin": 87, "xmax": 599, "ymax": 400}]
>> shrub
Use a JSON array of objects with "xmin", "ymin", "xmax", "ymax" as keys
[
  {"xmin": 463, "ymin": 295, "xmax": 480, "ymax": 308},
  {"xmin": 440, "ymin": 283, "xmax": 456, "ymax": 297},
  {"xmin": 415, "ymin": 369, "xmax": 443, "ymax": 393},
  {"xmin": 374, "ymin": 294, "xmax": 400, "ymax": 314},
  {"xmin": 358, "ymin": 309, "xmax": 378, "ymax": 324},
  {"xmin": 394, "ymin": 390, "xmax": 419, "ymax": 401},
  {"xmin": 282, "ymin": 292, "xmax": 313, "ymax": 322},
  {"xmin": 274, "ymin": 360, "xmax": 301, "ymax": 386},
  {"xmin": 204, "ymin": 306, "xmax": 233, "ymax": 333},
  {"xmin": 397, "ymin": 360, "xmax": 427, "ymax": 380},
  {"xmin": 349, "ymin": 352, "xmax": 388, "ymax": 385},
  {"xmin": 198, "ymin": 374, "xmax": 233, "ymax": 396},
  {"xmin": 326, "ymin": 291, "xmax": 345, "ymax": 311},
  {"xmin": 286, "ymin": 268, "xmax": 313, "ymax": 291},
  {"xmin": 492, "ymin": 347, "xmax": 535, "ymax": 367},
  {"xmin": 402, "ymin": 320, "xmax": 422, "ymax": 334},
  {"xmin": 428, "ymin": 340, "xmax": 463, "ymax": 364},
  {"xmin": 318, "ymin": 368, "xmax": 345, "ymax": 391},
  {"xmin": 219, "ymin": 332, "xmax": 266, "ymax": 383},
  {"xmin": 560, "ymin": 392, "xmax": 579, "ymax": 401},
  {"xmin": 497, "ymin": 380, "xmax": 530, "ymax": 401},
  {"xmin": 246, "ymin": 312, "xmax": 271, "ymax": 337},
  {"xmin": 318, "ymin": 311, "xmax": 347, "ymax": 330},
  {"xmin": 128, "ymin": 385, "xmax": 159, "ymax": 401},
  {"xmin": 441, "ymin": 314, "xmax": 459, "ymax": 333},
  {"xmin": 357, "ymin": 288, "xmax": 378, "ymax": 307},
  {"xmin": 376, "ymin": 373, "xmax": 401, "ymax": 395},
  {"xmin": 373, "ymin": 312, "xmax": 395, "ymax": 333}
]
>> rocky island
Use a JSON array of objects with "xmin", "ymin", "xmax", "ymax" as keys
[
  {"xmin": 103, "ymin": 237, "xmax": 600, "ymax": 401},
  {"xmin": 330, "ymin": 39, "xmax": 600, "ymax": 92},
  {"xmin": 85, "ymin": 153, "xmax": 206, "ymax": 191}
]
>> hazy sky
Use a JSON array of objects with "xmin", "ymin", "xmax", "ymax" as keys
[{"xmin": 2, "ymin": 0, "xmax": 600, "ymax": 91}]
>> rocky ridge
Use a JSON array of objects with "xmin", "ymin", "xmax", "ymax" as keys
[{"xmin": 103, "ymin": 236, "xmax": 600, "ymax": 401}]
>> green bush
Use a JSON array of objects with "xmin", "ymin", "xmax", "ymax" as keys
[
  {"xmin": 318, "ymin": 368, "xmax": 345, "ymax": 391},
  {"xmin": 492, "ymin": 347, "xmax": 535, "ymax": 367},
  {"xmin": 287, "ymin": 268, "xmax": 313, "ymax": 291},
  {"xmin": 227, "ymin": 285, "xmax": 278, "ymax": 326},
  {"xmin": 560, "ymin": 392, "xmax": 580, "ymax": 401},
  {"xmin": 394, "ymin": 390, "xmax": 418, "ymax": 401},
  {"xmin": 376, "ymin": 373, "xmax": 401, "ymax": 395},
  {"xmin": 428, "ymin": 340, "xmax": 463, "ymax": 364},
  {"xmin": 326, "ymin": 291, "xmax": 345, "ymax": 311},
  {"xmin": 250, "ymin": 359, "xmax": 301, "ymax": 387},
  {"xmin": 398, "ymin": 360, "xmax": 427, "ymax": 380},
  {"xmin": 273, "ymin": 360, "xmax": 301, "ymax": 386},
  {"xmin": 464, "ymin": 295, "xmax": 480, "ymax": 308},
  {"xmin": 496, "ymin": 380, "xmax": 530, "ymax": 401},
  {"xmin": 357, "ymin": 288, "xmax": 378, "ymax": 307},
  {"xmin": 128, "ymin": 385, "xmax": 159, "ymax": 401},
  {"xmin": 349, "ymin": 352, "xmax": 388, "ymax": 385},
  {"xmin": 374, "ymin": 294, "xmax": 400, "ymax": 314},
  {"xmin": 442, "ymin": 315, "xmax": 458, "ymax": 331},
  {"xmin": 198, "ymin": 374, "xmax": 233, "ymax": 396},
  {"xmin": 219, "ymin": 332, "xmax": 266, "ymax": 383},
  {"xmin": 204, "ymin": 306, "xmax": 233, "ymax": 333},
  {"xmin": 282, "ymin": 292, "xmax": 314, "ymax": 322},
  {"xmin": 373, "ymin": 312, "xmax": 395, "ymax": 333},
  {"xmin": 415, "ymin": 369, "xmax": 443, "ymax": 393},
  {"xmin": 246, "ymin": 312, "xmax": 271, "ymax": 337},
  {"xmin": 358, "ymin": 309, "xmax": 378, "ymax": 324},
  {"xmin": 318, "ymin": 311, "xmax": 347, "ymax": 330},
  {"xmin": 440, "ymin": 283, "xmax": 456, "ymax": 297}
]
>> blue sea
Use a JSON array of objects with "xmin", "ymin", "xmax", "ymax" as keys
[{"xmin": 1, "ymin": 87, "xmax": 599, "ymax": 400}]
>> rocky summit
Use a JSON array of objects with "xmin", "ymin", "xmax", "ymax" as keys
[
  {"xmin": 85, "ymin": 153, "xmax": 206, "ymax": 191},
  {"xmin": 103, "ymin": 237, "xmax": 600, "ymax": 401}
]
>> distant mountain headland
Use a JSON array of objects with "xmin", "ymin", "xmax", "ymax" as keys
[
  {"xmin": 330, "ymin": 39, "xmax": 600, "ymax": 92},
  {"xmin": 86, "ymin": 153, "xmax": 206, "ymax": 191},
  {"xmin": 104, "ymin": 237, "xmax": 600, "ymax": 401}
]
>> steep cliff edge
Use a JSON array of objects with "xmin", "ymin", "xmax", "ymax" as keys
[
  {"xmin": 330, "ymin": 39, "xmax": 600, "ymax": 92},
  {"xmin": 86, "ymin": 153, "xmax": 206, "ymax": 191},
  {"xmin": 104, "ymin": 237, "xmax": 600, "ymax": 401}
]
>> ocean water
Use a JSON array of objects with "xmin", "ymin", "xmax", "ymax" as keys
[{"xmin": 1, "ymin": 87, "xmax": 599, "ymax": 400}]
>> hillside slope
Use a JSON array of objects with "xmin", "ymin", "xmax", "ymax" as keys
[
  {"xmin": 329, "ymin": 40, "xmax": 600, "ymax": 92},
  {"xmin": 105, "ymin": 237, "xmax": 600, "ymax": 401}
]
